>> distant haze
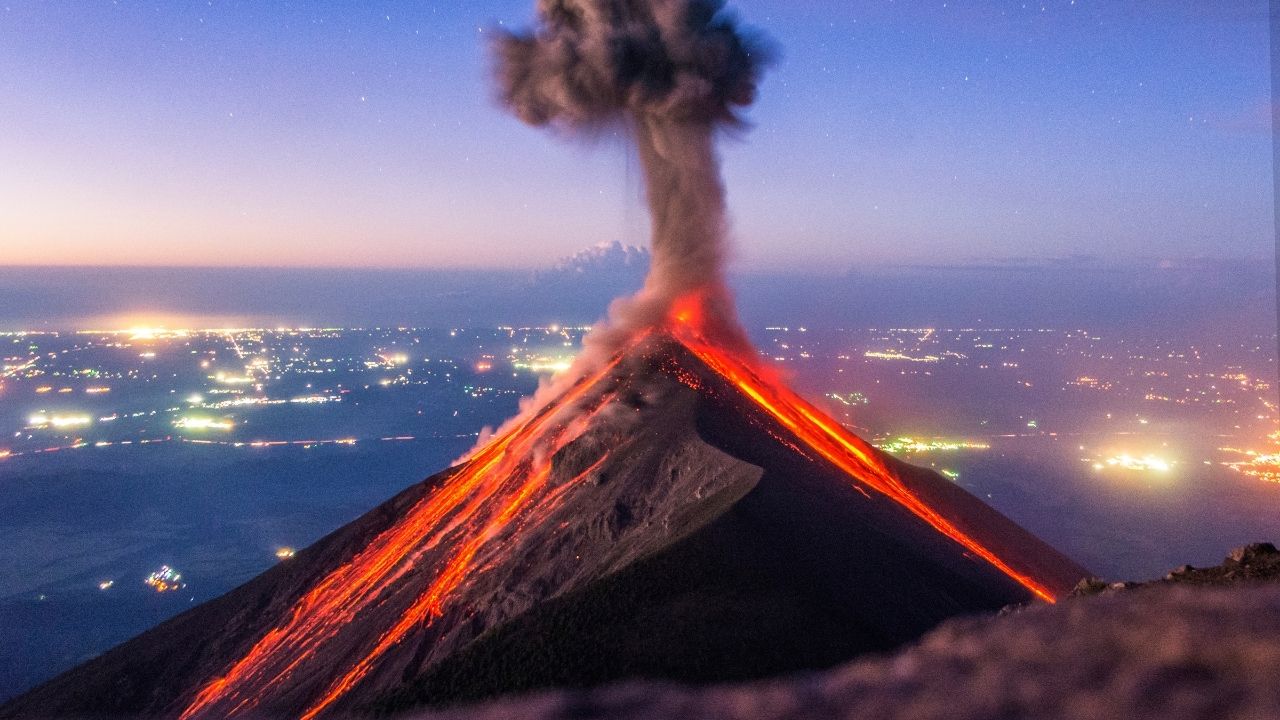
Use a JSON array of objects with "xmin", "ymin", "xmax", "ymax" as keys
[{"xmin": 1, "ymin": 256, "xmax": 1272, "ymax": 339}]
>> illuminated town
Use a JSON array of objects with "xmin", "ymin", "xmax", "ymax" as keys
[
  {"xmin": 0, "ymin": 325, "xmax": 591, "ymax": 461},
  {"xmin": 143, "ymin": 566, "xmax": 186, "ymax": 594},
  {"xmin": 2, "ymin": 324, "xmax": 1274, "ymax": 476},
  {"xmin": 0, "ymin": 322, "xmax": 1275, "ymax": 688},
  {"xmin": 760, "ymin": 326, "xmax": 1277, "ymax": 483},
  {"xmin": 1, "ymin": 324, "xmax": 1273, "ymax": 501}
]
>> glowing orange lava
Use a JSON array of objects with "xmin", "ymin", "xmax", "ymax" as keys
[
  {"xmin": 666, "ymin": 300, "xmax": 1056, "ymax": 604},
  {"xmin": 180, "ymin": 353, "xmax": 627, "ymax": 720}
]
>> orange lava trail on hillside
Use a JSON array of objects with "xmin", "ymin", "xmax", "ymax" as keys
[
  {"xmin": 179, "ymin": 352, "xmax": 629, "ymax": 720},
  {"xmin": 667, "ymin": 303, "xmax": 1057, "ymax": 604}
]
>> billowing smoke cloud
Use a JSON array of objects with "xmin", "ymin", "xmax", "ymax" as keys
[
  {"xmin": 497, "ymin": 0, "xmax": 768, "ymax": 330},
  {"xmin": 496, "ymin": 0, "xmax": 766, "ymax": 127},
  {"xmin": 473, "ymin": 0, "xmax": 770, "ymax": 450}
]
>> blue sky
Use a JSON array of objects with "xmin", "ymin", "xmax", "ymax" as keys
[{"xmin": 0, "ymin": 1, "xmax": 1272, "ymax": 270}]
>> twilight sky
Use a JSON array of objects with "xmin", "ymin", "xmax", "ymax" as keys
[{"xmin": 0, "ymin": 1, "xmax": 1273, "ymax": 270}]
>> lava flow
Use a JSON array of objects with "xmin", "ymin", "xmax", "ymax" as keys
[
  {"xmin": 179, "ymin": 349, "xmax": 633, "ymax": 720},
  {"xmin": 664, "ymin": 298, "xmax": 1057, "ymax": 604}
]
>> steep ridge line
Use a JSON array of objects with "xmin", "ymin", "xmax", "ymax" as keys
[{"xmin": 667, "ymin": 313, "xmax": 1057, "ymax": 604}]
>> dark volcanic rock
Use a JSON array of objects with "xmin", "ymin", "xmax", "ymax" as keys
[
  {"xmin": 1075, "ymin": 543, "xmax": 1280, "ymax": 597},
  {"xmin": 1228, "ymin": 542, "xmax": 1279, "ymax": 566},
  {"xmin": 414, "ymin": 584, "xmax": 1280, "ymax": 720}
]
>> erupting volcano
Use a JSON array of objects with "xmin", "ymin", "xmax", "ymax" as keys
[
  {"xmin": 0, "ymin": 316, "xmax": 1085, "ymax": 720},
  {"xmin": 0, "ymin": 2, "xmax": 1087, "ymax": 719}
]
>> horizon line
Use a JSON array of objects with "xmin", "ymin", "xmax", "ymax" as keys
[{"xmin": 0, "ymin": 254, "xmax": 1271, "ymax": 274}]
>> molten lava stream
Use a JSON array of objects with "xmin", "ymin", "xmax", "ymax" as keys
[
  {"xmin": 298, "ymin": 395, "xmax": 622, "ymax": 720},
  {"xmin": 668, "ymin": 319, "xmax": 1057, "ymax": 604},
  {"xmin": 180, "ymin": 355, "xmax": 626, "ymax": 720}
]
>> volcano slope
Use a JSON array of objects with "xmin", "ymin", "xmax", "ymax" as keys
[{"xmin": 1, "ymin": 334, "xmax": 1086, "ymax": 720}]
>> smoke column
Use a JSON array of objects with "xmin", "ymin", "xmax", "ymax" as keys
[{"xmin": 495, "ymin": 0, "xmax": 771, "ymax": 373}]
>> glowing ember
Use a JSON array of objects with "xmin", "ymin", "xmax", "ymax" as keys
[{"xmin": 275, "ymin": 547, "xmax": 296, "ymax": 560}]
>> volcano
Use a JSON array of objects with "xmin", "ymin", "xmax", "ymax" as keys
[
  {"xmin": 1, "ymin": 319, "xmax": 1086, "ymax": 720},
  {"xmin": 1, "ymin": 4, "xmax": 1092, "ymax": 718}
]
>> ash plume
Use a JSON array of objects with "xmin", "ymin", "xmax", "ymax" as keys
[{"xmin": 487, "ymin": 0, "xmax": 771, "ymax": 430}]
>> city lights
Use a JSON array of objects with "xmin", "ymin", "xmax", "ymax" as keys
[
  {"xmin": 1091, "ymin": 454, "xmax": 1173, "ymax": 473},
  {"xmin": 826, "ymin": 392, "xmax": 869, "ymax": 406},
  {"xmin": 513, "ymin": 358, "xmax": 574, "ymax": 373},
  {"xmin": 175, "ymin": 417, "xmax": 235, "ymax": 431},
  {"xmin": 214, "ymin": 373, "xmax": 254, "ymax": 385},
  {"xmin": 128, "ymin": 327, "xmax": 187, "ymax": 341},
  {"xmin": 1, "ymin": 326, "xmax": 1272, "ymax": 495},
  {"xmin": 27, "ymin": 413, "xmax": 93, "ymax": 429},
  {"xmin": 1221, "ymin": 432, "xmax": 1280, "ymax": 484},
  {"xmin": 864, "ymin": 351, "xmax": 941, "ymax": 363},
  {"xmin": 876, "ymin": 437, "xmax": 992, "ymax": 454},
  {"xmin": 144, "ymin": 566, "xmax": 186, "ymax": 593}
]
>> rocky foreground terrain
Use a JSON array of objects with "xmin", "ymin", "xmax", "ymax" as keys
[{"xmin": 413, "ymin": 544, "xmax": 1280, "ymax": 720}]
